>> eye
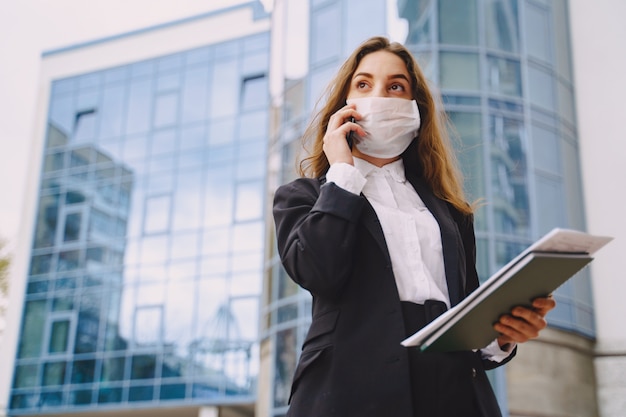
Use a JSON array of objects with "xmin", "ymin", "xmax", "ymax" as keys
[
  {"xmin": 389, "ymin": 83, "xmax": 405, "ymax": 92},
  {"xmin": 356, "ymin": 81, "xmax": 368, "ymax": 90}
]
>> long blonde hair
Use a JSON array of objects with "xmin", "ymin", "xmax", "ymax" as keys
[{"xmin": 298, "ymin": 36, "xmax": 472, "ymax": 215}]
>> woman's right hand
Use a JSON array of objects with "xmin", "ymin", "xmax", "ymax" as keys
[{"xmin": 322, "ymin": 104, "xmax": 364, "ymax": 166}]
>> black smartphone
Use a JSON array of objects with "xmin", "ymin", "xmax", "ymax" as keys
[{"xmin": 346, "ymin": 117, "xmax": 355, "ymax": 150}]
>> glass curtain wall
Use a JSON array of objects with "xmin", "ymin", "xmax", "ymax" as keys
[
  {"xmin": 268, "ymin": 0, "xmax": 588, "ymax": 416},
  {"xmin": 11, "ymin": 33, "xmax": 270, "ymax": 413}
]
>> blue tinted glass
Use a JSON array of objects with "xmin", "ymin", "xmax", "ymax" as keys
[
  {"xmin": 129, "ymin": 385, "xmax": 154, "ymax": 401},
  {"xmin": 439, "ymin": 0, "xmax": 478, "ymax": 45},
  {"xmin": 71, "ymin": 389, "xmax": 93, "ymax": 405},
  {"xmin": 311, "ymin": 5, "xmax": 341, "ymax": 64},
  {"xmin": 209, "ymin": 59, "xmax": 239, "ymax": 118},
  {"xmin": 345, "ymin": 0, "xmax": 386, "ymax": 50},
  {"xmin": 71, "ymin": 359, "xmax": 96, "ymax": 383},
  {"xmin": 42, "ymin": 361, "xmax": 67, "ymax": 386},
  {"xmin": 125, "ymin": 79, "xmax": 152, "ymax": 134},
  {"xmin": 153, "ymin": 93, "xmax": 178, "ymax": 128},
  {"xmin": 241, "ymin": 76, "xmax": 268, "ymax": 111},
  {"xmin": 13, "ymin": 364, "xmax": 38, "ymax": 388},
  {"xmin": 485, "ymin": 0, "xmax": 519, "ymax": 52},
  {"xmin": 131, "ymin": 354, "xmax": 157, "ymax": 379},
  {"xmin": 160, "ymin": 383, "xmax": 186, "ymax": 400},
  {"xmin": 487, "ymin": 56, "xmax": 522, "ymax": 96},
  {"xmin": 98, "ymin": 387, "xmax": 122, "ymax": 403},
  {"xmin": 99, "ymin": 85, "xmax": 126, "ymax": 138},
  {"xmin": 182, "ymin": 67, "xmax": 209, "ymax": 123},
  {"xmin": 49, "ymin": 94, "xmax": 74, "ymax": 134},
  {"xmin": 18, "ymin": 33, "xmax": 267, "ymax": 413}
]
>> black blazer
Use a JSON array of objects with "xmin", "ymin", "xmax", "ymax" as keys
[{"xmin": 273, "ymin": 172, "xmax": 514, "ymax": 417}]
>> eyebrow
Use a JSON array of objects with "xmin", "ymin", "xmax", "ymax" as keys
[{"xmin": 353, "ymin": 72, "xmax": 411, "ymax": 83}]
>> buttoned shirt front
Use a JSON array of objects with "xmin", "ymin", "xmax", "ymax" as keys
[{"xmin": 326, "ymin": 157, "xmax": 512, "ymax": 361}]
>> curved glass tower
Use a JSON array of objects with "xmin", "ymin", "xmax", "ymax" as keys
[{"xmin": 265, "ymin": 0, "xmax": 589, "ymax": 415}]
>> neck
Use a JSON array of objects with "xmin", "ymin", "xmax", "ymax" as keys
[{"xmin": 352, "ymin": 148, "xmax": 400, "ymax": 167}]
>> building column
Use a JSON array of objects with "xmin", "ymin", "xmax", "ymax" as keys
[{"xmin": 199, "ymin": 406, "xmax": 219, "ymax": 417}]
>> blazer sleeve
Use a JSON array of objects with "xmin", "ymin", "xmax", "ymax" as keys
[{"xmin": 272, "ymin": 178, "xmax": 366, "ymax": 299}]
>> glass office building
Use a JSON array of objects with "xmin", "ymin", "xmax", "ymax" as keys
[
  {"xmin": 265, "ymin": 0, "xmax": 589, "ymax": 416},
  {"xmin": 9, "ymin": 5, "xmax": 270, "ymax": 413}
]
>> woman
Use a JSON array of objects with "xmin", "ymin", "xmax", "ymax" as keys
[{"xmin": 272, "ymin": 36, "xmax": 555, "ymax": 417}]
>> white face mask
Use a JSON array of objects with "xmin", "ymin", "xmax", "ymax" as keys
[{"xmin": 346, "ymin": 96, "xmax": 421, "ymax": 159}]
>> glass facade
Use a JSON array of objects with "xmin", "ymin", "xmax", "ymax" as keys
[
  {"xmin": 11, "ymin": 32, "xmax": 270, "ymax": 413},
  {"xmin": 8, "ymin": 1, "xmax": 591, "ymax": 416},
  {"xmin": 267, "ymin": 0, "xmax": 589, "ymax": 416}
]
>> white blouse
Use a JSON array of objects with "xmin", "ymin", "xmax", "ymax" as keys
[
  {"xmin": 327, "ymin": 157, "xmax": 450, "ymax": 307},
  {"xmin": 326, "ymin": 157, "xmax": 512, "ymax": 361}
]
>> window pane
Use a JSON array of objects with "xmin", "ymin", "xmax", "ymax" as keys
[
  {"xmin": 70, "ymin": 389, "xmax": 93, "ymax": 405},
  {"xmin": 125, "ymin": 79, "xmax": 152, "ymax": 135},
  {"xmin": 49, "ymin": 94, "xmax": 74, "ymax": 135},
  {"xmin": 100, "ymin": 356, "xmax": 125, "ymax": 381},
  {"xmin": 42, "ymin": 361, "xmax": 67, "ymax": 386},
  {"xmin": 439, "ymin": 0, "xmax": 478, "ymax": 45},
  {"xmin": 182, "ymin": 67, "xmax": 209, "ymax": 124},
  {"xmin": 440, "ymin": 52, "xmax": 480, "ymax": 91},
  {"xmin": 235, "ymin": 181, "xmax": 263, "ymax": 221},
  {"xmin": 34, "ymin": 194, "xmax": 60, "ymax": 248},
  {"xmin": 153, "ymin": 93, "xmax": 178, "ymax": 128},
  {"xmin": 63, "ymin": 213, "xmax": 81, "ymax": 242},
  {"xmin": 129, "ymin": 385, "xmax": 154, "ymax": 401},
  {"xmin": 487, "ymin": 56, "xmax": 521, "ymax": 97},
  {"xmin": 239, "ymin": 111, "xmax": 267, "ymax": 141},
  {"xmin": 448, "ymin": 111, "xmax": 484, "ymax": 210},
  {"xmin": 131, "ymin": 354, "xmax": 157, "ymax": 379},
  {"xmin": 345, "ymin": 0, "xmax": 386, "ymax": 50},
  {"xmin": 58, "ymin": 250, "xmax": 81, "ymax": 272},
  {"xmin": 144, "ymin": 195, "xmax": 171, "ymax": 234},
  {"xmin": 99, "ymin": 85, "xmax": 125, "ymax": 138},
  {"xmin": 485, "ymin": 0, "xmax": 519, "ymax": 52},
  {"xmin": 528, "ymin": 65, "xmax": 555, "ymax": 110},
  {"xmin": 209, "ymin": 59, "xmax": 239, "ymax": 118},
  {"xmin": 273, "ymin": 328, "xmax": 297, "ymax": 407},
  {"xmin": 242, "ymin": 51, "xmax": 269, "ymax": 76},
  {"xmin": 44, "ymin": 151, "xmax": 65, "ymax": 172},
  {"xmin": 205, "ymin": 169, "xmax": 234, "ymax": 226},
  {"xmin": 524, "ymin": 3, "xmax": 551, "ymax": 62},
  {"xmin": 98, "ymin": 387, "xmax": 122, "ymax": 403},
  {"xmin": 535, "ymin": 175, "xmax": 565, "ymax": 235},
  {"xmin": 241, "ymin": 75, "xmax": 268, "ymax": 111},
  {"xmin": 311, "ymin": 5, "xmax": 341, "ymax": 64},
  {"xmin": 173, "ymin": 172, "xmax": 202, "ymax": 231},
  {"xmin": 134, "ymin": 306, "xmax": 162, "ymax": 346},
  {"xmin": 18, "ymin": 300, "xmax": 47, "ymax": 358},
  {"xmin": 13, "ymin": 364, "xmax": 38, "ymax": 388},
  {"xmin": 49, "ymin": 320, "xmax": 71, "ymax": 353},
  {"xmin": 399, "ymin": 0, "xmax": 431, "ymax": 42},
  {"xmin": 71, "ymin": 359, "xmax": 96, "ymax": 383},
  {"xmin": 490, "ymin": 116, "xmax": 529, "ymax": 236},
  {"xmin": 74, "ymin": 110, "xmax": 97, "ymax": 143},
  {"xmin": 532, "ymin": 124, "xmax": 560, "ymax": 175}
]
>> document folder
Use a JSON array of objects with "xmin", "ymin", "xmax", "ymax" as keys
[{"xmin": 401, "ymin": 228, "xmax": 613, "ymax": 352}]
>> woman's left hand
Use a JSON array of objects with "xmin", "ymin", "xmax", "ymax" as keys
[{"xmin": 494, "ymin": 295, "xmax": 556, "ymax": 348}]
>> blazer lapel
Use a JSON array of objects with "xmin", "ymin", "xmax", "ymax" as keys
[
  {"xmin": 405, "ymin": 173, "xmax": 464, "ymax": 306},
  {"xmin": 360, "ymin": 198, "xmax": 393, "ymax": 266}
]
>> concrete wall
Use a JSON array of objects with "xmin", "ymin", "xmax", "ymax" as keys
[
  {"xmin": 506, "ymin": 328, "xmax": 598, "ymax": 417},
  {"xmin": 568, "ymin": 0, "xmax": 626, "ymax": 416}
]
